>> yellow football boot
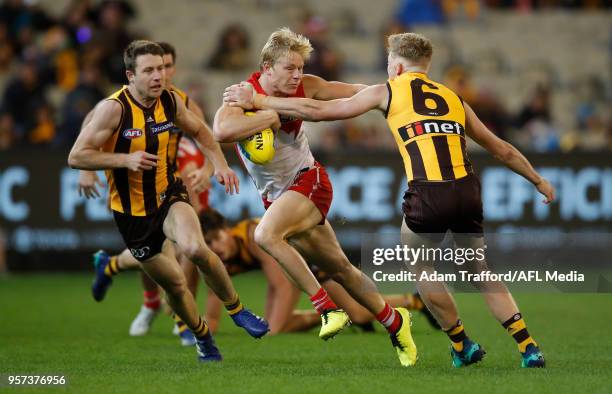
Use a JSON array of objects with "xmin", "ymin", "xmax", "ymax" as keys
[
  {"xmin": 390, "ymin": 308, "xmax": 418, "ymax": 366},
  {"xmin": 319, "ymin": 309, "xmax": 351, "ymax": 340}
]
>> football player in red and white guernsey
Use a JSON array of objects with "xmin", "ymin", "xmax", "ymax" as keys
[{"xmin": 214, "ymin": 28, "xmax": 417, "ymax": 366}]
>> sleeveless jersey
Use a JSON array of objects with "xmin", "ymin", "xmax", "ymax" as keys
[
  {"xmin": 167, "ymin": 85, "xmax": 189, "ymax": 176},
  {"xmin": 103, "ymin": 86, "xmax": 177, "ymax": 216},
  {"xmin": 386, "ymin": 72, "xmax": 472, "ymax": 182},
  {"xmin": 236, "ymin": 72, "xmax": 315, "ymax": 200}
]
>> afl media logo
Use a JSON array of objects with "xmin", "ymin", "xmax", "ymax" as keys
[{"xmin": 122, "ymin": 128, "xmax": 143, "ymax": 139}]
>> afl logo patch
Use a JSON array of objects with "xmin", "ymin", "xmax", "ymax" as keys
[{"xmin": 122, "ymin": 128, "xmax": 143, "ymax": 139}]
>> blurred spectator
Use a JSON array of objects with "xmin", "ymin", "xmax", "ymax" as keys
[
  {"xmin": 515, "ymin": 86, "xmax": 560, "ymax": 152},
  {"xmin": 515, "ymin": 85, "xmax": 552, "ymax": 129},
  {"xmin": 0, "ymin": 61, "xmax": 46, "ymax": 141},
  {"xmin": 207, "ymin": 24, "xmax": 251, "ymax": 71},
  {"xmin": 333, "ymin": 8, "xmax": 367, "ymax": 37},
  {"xmin": 0, "ymin": 114, "xmax": 14, "ymax": 150},
  {"xmin": 378, "ymin": 20, "xmax": 405, "ymax": 71},
  {"xmin": 0, "ymin": 21, "xmax": 15, "ymax": 72},
  {"xmin": 443, "ymin": 65, "xmax": 478, "ymax": 105},
  {"xmin": 444, "ymin": 65, "xmax": 509, "ymax": 139},
  {"xmin": 301, "ymin": 16, "xmax": 343, "ymax": 81},
  {"xmin": 394, "ymin": 0, "xmax": 445, "ymax": 28},
  {"xmin": 93, "ymin": 0, "xmax": 137, "ymax": 84},
  {"xmin": 56, "ymin": 65, "xmax": 105, "ymax": 147},
  {"xmin": 571, "ymin": 76, "xmax": 610, "ymax": 151},
  {"xmin": 61, "ymin": 0, "xmax": 96, "ymax": 48},
  {"xmin": 524, "ymin": 120, "xmax": 560, "ymax": 152},
  {"xmin": 442, "ymin": 0, "xmax": 481, "ymax": 21},
  {"xmin": 0, "ymin": 0, "xmax": 54, "ymax": 55},
  {"xmin": 575, "ymin": 76, "xmax": 606, "ymax": 130},
  {"xmin": 38, "ymin": 25, "xmax": 79, "ymax": 91},
  {"xmin": 483, "ymin": 0, "xmax": 610, "ymax": 10},
  {"xmin": 29, "ymin": 101, "xmax": 55, "ymax": 145},
  {"xmin": 472, "ymin": 90, "xmax": 509, "ymax": 140}
]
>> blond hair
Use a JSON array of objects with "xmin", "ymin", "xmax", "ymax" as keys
[
  {"xmin": 260, "ymin": 28, "xmax": 313, "ymax": 69},
  {"xmin": 387, "ymin": 33, "xmax": 432, "ymax": 64}
]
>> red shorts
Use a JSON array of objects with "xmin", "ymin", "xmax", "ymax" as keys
[{"xmin": 262, "ymin": 162, "xmax": 333, "ymax": 224}]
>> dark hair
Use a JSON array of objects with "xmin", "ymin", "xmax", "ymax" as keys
[
  {"xmin": 199, "ymin": 208, "xmax": 227, "ymax": 232},
  {"xmin": 123, "ymin": 40, "xmax": 164, "ymax": 72},
  {"xmin": 157, "ymin": 41, "xmax": 176, "ymax": 63}
]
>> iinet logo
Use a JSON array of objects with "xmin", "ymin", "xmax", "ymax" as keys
[{"xmin": 398, "ymin": 119, "xmax": 465, "ymax": 142}]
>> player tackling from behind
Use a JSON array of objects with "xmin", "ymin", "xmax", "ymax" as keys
[
  {"xmin": 214, "ymin": 28, "xmax": 417, "ymax": 367},
  {"xmin": 224, "ymin": 32, "xmax": 555, "ymax": 368},
  {"xmin": 69, "ymin": 40, "xmax": 268, "ymax": 363}
]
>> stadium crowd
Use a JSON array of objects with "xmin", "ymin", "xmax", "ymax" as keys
[{"xmin": 0, "ymin": 0, "xmax": 609, "ymax": 152}]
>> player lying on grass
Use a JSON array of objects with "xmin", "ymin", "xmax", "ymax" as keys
[
  {"xmin": 199, "ymin": 209, "xmax": 440, "ymax": 334},
  {"xmin": 223, "ymin": 32, "xmax": 555, "ymax": 368}
]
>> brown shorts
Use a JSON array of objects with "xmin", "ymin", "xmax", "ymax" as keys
[
  {"xmin": 402, "ymin": 173, "xmax": 483, "ymax": 243},
  {"xmin": 113, "ymin": 180, "xmax": 190, "ymax": 261}
]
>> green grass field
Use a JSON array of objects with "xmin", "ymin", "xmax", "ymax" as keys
[{"xmin": 1, "ymin": 272, "xmax": 611, "ymax": 394}]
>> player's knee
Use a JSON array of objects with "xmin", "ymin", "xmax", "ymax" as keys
[
  {"xmin": 179, "ymin": 239, "xmax": 209, "ymax": 265},
  {"xmin": 254, "ymin": 225, "xmax": 280, "ymax": 250},
  {"xmin": 330, "ymin": 261, "xmax": 354, "ymax": 284}
]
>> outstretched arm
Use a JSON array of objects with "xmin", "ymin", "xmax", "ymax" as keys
[
  {"xmin": 224, "ymin": 83, "xmax": 388, "ymax": 122},
  {"xmin": 464, "ymin": 102, "xmax": 555, "ymax": 203},
  {"xmin": 302, "ymin": 74, "xmax": 367, "ymax": 100}
]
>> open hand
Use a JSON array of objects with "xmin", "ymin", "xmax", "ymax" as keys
[
  {"xmin": 215, "ymin": 166, "xmax": 239, "ymax": 195},
  {"xmin": 78, "ymin": 171, "xmax": 105, "ymax": 199},
  {"xmin": 535, "ymin": 178, "xmax": 555, "ymax": 204}
]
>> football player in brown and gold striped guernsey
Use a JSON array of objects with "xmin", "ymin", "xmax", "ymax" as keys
[
  {"xmin": 78, "ymin": 42, "xmax": 216, "ymax": 345},
  {"xmin": 223, "ymin": 32, "xmax": 555, "ymax": 368},
  {"xmin": 69, "ymin": 40, "xmax": 268, "ymax": 362}
]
